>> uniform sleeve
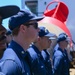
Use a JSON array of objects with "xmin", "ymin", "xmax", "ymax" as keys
[
  {"xmin": 0, "ymin": 60, "xmax": 22, "ymax": 75},
  {"xmin": 53, "ymin": 55, "xmax": 63, "ymax": 75}
]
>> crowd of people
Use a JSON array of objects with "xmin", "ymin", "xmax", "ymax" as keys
[{"xmin": 0, "ymin": 5, "xmax": 72, "ymax": 75}]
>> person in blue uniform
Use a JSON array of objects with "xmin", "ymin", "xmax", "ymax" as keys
[
  {"xmin": 53, "ymin": 33, "xmax": 70, "ymax": 75},
  {"xmin": 41, "ymin": 35, "xmax": 56, "ymax": 75},
  {"xmin": 27, "ymin": 27, "xmax": 55, "ymax": 75},
  {"xmin": 53, "ymin": 33, "xmax": 68, "ymax": 54},
  {"xmin": 0, "ymin": 5, "xmax": 20, "ymax": 59},
  {"xmin": 0, "ymin": 9, "xmax": 43, "ymax": 75}
]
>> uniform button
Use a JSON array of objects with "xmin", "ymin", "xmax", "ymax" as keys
[
  {"xmin": 27, "ymin": 73, "xmax": 29, "ymax": 75},
  {"xmin": 21, "ymin": 51, "xmax": 25, "ymax": 54},
  {"xmin": 41, "ymin": 66, "xmax": 44, "ymax": 68}
]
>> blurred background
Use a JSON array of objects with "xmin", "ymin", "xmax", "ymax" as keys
[{"xmin": 0, "ymin": 0, "xmax": 75, "ymax": 42}]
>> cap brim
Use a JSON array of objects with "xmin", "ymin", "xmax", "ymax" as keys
[
  {"xmin": 45, "ymin": 33, "xmax": 56, "ymax": 40},
  {"xmin": 0, "ymin": 5, "xmax": 20, "ymax": 19},
  {"xmin": 31, "ymin": 16, "xmax": 44, "ymax": 21},
  {"xmin": 49, "ymin": 37, "xmax": 56, "ymax": 40},
  {"xmin": 66, "ymin": 37, "xmax": 71, "ymax": 42}
]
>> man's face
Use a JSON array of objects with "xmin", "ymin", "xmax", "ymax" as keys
[
  {"xmin": 59, "ymin": 40, "xmax": 69, "ymax": 48},
  {"xmin": 40, "ymin": 36, "xmax": 51, "ymax": 49},
  {"xmin": 24, "ymin": 21, "xmax": 39, "ymax": 43},
  {"xmin": 0, "ymin": 18, "xmax": 7, "ymax": 51},
  {"xmin": 62, "ymin": 40, "xmax": 69, "ymax": 47}
]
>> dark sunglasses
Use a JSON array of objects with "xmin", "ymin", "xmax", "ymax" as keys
[{"xmin": 23, "ymin": 22, "xmax": 38, "ymax": 29}]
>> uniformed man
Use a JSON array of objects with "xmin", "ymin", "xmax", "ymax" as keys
[
  {"xmin": 0, "ymin": 9, "xmax": 43, "ymax": 75},
  {"xmin": 27, "ymin": 27, "xmax": 55, "ymax": 75},
  {"xmin": 53, "ymin": 33, "xmax": 70, "ymax": 75},
  {"xmin": 0, "ymin": 5, "xmax": 20, "ymax": 59}
]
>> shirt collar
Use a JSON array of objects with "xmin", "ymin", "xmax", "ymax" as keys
[
  {"xmin": 9, "ymin": 40, "xmax": 27, "ymax": 59},
  {"xmin": 31, "ymin": 44, "xmax": 41, "ymax": 55},
  {"xmin": 58, "ymin": 47, "xmax": 65, "ymax": 53}
]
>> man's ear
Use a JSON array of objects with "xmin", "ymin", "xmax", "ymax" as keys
[
  {"xmin": 38, "ymin": 37, "xmax": 41, "ymax": 41},
  {"xmin": 20, "ymin": 24, "xmax": 26, "ymax": 32}
]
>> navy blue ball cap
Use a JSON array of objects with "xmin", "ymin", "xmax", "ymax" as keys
[
  {"xmin": 38, "ymin": 26, "xmax": 56, "ymax": 39},
  {"xmin": 9, "ymin": 9, "xmax": 44, "ymax": 30},
  {"xmin": 0, "ymin": 5, "xmax": 20, "ymax": 19},
  {"xmin": 59, "ymin": 32, "xmax": 68, "ymax": 37},
  {"xmin": 57, "ymin": 33, "xmax": 70, "ymax": 43}
]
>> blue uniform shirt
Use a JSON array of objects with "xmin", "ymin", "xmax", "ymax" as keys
[
  {"xmin": 27, "ymin": 45, "xmax": 46, "ymax": 75},
  {"xmin": 53, "ymin": 47, "xmax": 70, "ymax": 75},
  {"xmin": 41, "ymin": 50, "xmax": 53, "ymax": 75},
  {"xmin": 0, "ymin": 40, "xmax": 31, "ymax": 75}
]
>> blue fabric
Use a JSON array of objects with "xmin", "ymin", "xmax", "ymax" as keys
[
  {"xmin": 38, "ymin": 27, "xmax": 49, "ymax": 37},
  {"xmin": 27, "ymin": 45, "xmax": 46, "ymax": 75},
  {"xmin": 53, "ymin": 47, "xmax": 70, "ymax": 75},
  {"xmin": 57, "ymin": 33, "xmax": 69, "ymax": 43},
  {"xmin": 0, "ymin": 40, "xmax": 31, "ymax": 75},
  {"xmin": 41, "ymin": 50, "xmax": 53, "ymax": 75},
  {"xmin": 9, "ymin": 10, "xmax": 43, "ymax": 30}
]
